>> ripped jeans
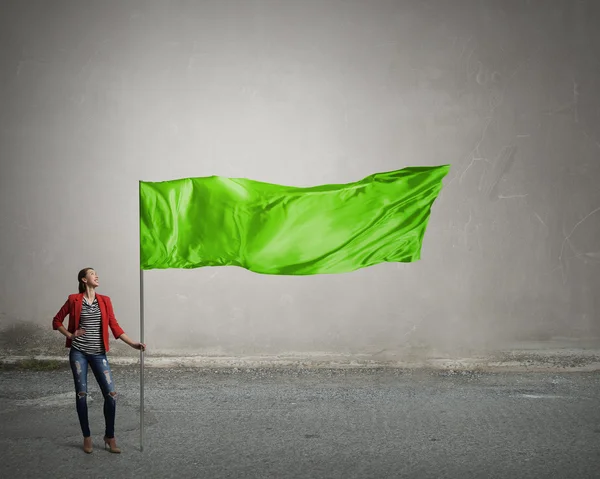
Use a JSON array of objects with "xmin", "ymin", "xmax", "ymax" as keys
[{"xmin": 69, "ymin": 347, "xmax": 117, "ymax": 438}]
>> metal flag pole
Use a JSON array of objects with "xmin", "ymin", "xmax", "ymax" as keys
[
  {"xmin": 139, "ymin": 180, "xmax": 145, "ymax": 452},
  {"xmin": 140, "ymin": 267, "xmax": 145, "ymax": 451}
]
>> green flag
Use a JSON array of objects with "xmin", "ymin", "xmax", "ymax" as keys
[{"xmin": 139, "ymin": 165, "xmax": 450, "ymax": 274}]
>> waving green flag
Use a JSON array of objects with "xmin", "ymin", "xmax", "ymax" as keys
[{"xmin": 139, "ymin": 165, "xmax": 450, "ymax": 275}]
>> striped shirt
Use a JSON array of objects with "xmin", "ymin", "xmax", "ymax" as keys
[{"xmin": 71, "ymin": 296, "xmax": 105, "ymax": 354}]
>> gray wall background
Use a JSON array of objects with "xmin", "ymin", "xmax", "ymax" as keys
[{"xmin": 1, "ymin": 0, "xmax": 599, "ymax": 357}]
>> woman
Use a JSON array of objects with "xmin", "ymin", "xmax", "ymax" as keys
[{"xmin": 52, "ymin": 267, "xmax": 146, "ymax": 454}]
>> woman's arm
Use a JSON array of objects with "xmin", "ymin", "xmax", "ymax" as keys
[
  {"xmin": 105, "ymin": 296, "xmax": 146, "ymax": 350},
  {"xmin": 51, "ymin": 299, "xmax": 70, "ymax": 330},
  {"xmin": 52, "ymin": 298, "xmax": 86, "ymax": 339},
  {"xmin": 56, "ymin": 325, "xmax": 85, "ymax": 340},
  {"xmin": 56, "ymin": 325, "xmax": 73, "ymax": 339},
  {"xmin": 105, "ymin": 297, "xmax": 125, "ymax": 339},
  {"xmin": 118, "ymin": 333, "xmax": 146, "ymax": 351}
]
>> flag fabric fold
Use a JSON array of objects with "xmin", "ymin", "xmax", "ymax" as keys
[{"xmin": 139, "ymin": 165, "xmax": 450, "ymax": 274}]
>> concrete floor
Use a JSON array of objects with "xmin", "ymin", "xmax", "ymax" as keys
[{"xmin": 1, "ymin": 366, "xmax": 599, "ymax": 479}]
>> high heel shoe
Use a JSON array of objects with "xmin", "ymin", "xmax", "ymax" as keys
[
  {"xmin": 83, "ymin": 436, "xmax": 93, "ymax": 454},
  {"xmin": 103, "ymin": 436, "xmax": 121, "ymax": 453}
]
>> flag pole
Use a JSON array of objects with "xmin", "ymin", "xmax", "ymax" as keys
[
  {"xmin": 139, "ymin": 180, "xmax": 145, "ymax": 452},
  {"xmin": 140, "ymin": 267, "xmax": 145, "ymax": 451}
]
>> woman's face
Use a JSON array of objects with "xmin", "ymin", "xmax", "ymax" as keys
[{"xmin": 83, "ymin": 269, "xmax": 99, "ymax": 288}]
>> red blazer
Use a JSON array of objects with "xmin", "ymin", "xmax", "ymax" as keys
[{"xmin": 52, "ymin": 293, "xmax": 125, "ymax": 352}]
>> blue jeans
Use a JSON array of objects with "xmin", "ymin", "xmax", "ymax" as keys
[{"xmin": 69, "ymin": 347, "xmax": 117, "ymax": 438}]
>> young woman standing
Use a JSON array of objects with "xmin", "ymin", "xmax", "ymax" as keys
[{"xmin": 52, "ymin": 267, "xmax": 146, "ymax": 454}]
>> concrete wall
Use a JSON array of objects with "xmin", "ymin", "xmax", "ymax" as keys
[{"xmin": 1, "ymin": 0, "xmax": 599, "ymax": 356}]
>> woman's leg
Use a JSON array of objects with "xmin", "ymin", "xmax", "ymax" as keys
[
  {"xmin": 89, "ymin": 354, "xmax": 117, "ymax": 439},
  {"xmin": 69, "ymin": 348, "xmax": 91, "ymax": 437}
]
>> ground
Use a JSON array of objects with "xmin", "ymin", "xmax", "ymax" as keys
[{"xmin": 1, "ymin": 364, "xmax": 599, "ymax": 479}]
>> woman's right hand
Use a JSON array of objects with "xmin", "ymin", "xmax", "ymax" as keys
[{"xmin": 72, "ymin": 329, "xmax": 85, "ymax": 339}]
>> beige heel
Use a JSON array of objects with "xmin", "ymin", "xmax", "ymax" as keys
[
  {"xmin": 103, "ymin": 435, "xmax": 121, "ymax": 453},
  {"xmin": 83, "ymin": 436, "xmax": 93, "ymax": 454}
]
